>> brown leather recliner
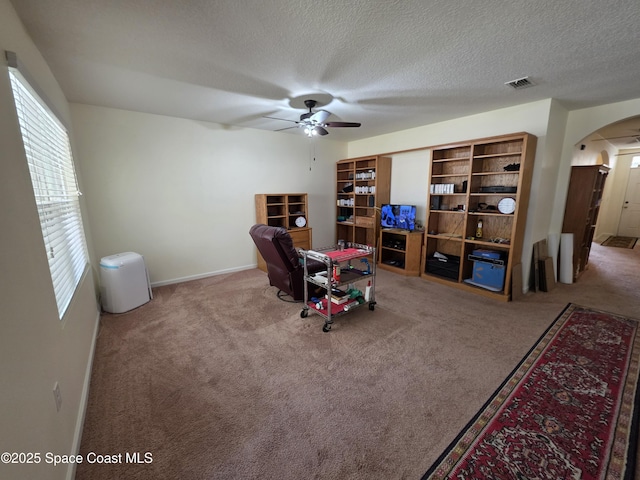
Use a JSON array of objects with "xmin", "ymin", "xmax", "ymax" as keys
[{"xmin": 249, "ymin": 224, "xmax": 325, "ymax": 301}]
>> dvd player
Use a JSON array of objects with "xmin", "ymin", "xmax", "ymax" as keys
[{"xmin": 479, "ymin": 186, "xmax": 517, "ymax": 193}]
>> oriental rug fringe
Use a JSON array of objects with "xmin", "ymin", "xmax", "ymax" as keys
[{"xmin": 422, "ymin": 303, "xmax": 640, "ymax": 480}]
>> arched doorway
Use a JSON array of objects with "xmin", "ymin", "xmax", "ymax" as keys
[{"xmin": 574, "ymin": 116, "xmax": 640, "ymax": 241}]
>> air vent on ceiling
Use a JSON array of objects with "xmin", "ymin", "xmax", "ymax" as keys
[{"xmin": 505, "ymin": 76, "xmax": 535, "ymax": 90}]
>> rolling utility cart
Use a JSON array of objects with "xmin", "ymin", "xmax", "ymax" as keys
[{"xmin": 300, "ymin": 243, "xmax": 376, "ymax": 332}]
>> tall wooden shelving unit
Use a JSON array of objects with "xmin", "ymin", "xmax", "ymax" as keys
[
  {"xmin": 561, "ymin": 165, "xmax": 609, "ymax": 281},
  {"xmin": 336, "ymin": 155, "xmax": 392, "ymax": 247},
  {"xmin": 255, "ymin": 193, "xmax": 311, "ymax": 272},
  {"xmin": 421, "ymin": 132, "xmax": 537, "ymax": 301}
]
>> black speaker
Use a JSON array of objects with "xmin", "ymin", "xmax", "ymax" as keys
[{"xmin": 430, "ymin": 195, "xmax": 441, "ymax": 210}]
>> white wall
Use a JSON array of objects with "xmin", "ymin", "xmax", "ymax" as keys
[
  {"xmin": 71, "ymin": 104, "xmax": 347, "ymax": 285},
  {"xmin": 0, "ymin": 1, "xmax": 100, "ymax": 479},
  {"xmin": 388, "ymin": 150, "xmax": 430, "ymax": 229},
  {"xmin": 347, "ymin": 99, "xmax": 554, "ymax": 157},
  {"xmin": 523, "ymin": 99, "xmax": 568, "ymax": 277}
]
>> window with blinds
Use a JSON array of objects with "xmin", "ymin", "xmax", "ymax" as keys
[{"xmin": 9, "ymin": 67, "xmax": 89, "ymax": 320}]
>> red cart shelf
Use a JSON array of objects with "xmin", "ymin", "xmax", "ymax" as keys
[{"xmin": 300, "ymin": 243, "xmax": 376, "ymax": 332}]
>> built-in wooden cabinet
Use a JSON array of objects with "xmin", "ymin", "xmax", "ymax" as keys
[
  {"xmin": 421, "ymin": 132, "xmax": 537, "ymax": 301},
  {"xmin": 336, "ymin": 155, "xmax": 391, "ymax": 246},
  {"xmin": 379, "ymin": 229, "xmax": 424, "ymax": 276},
  {"xmin": 255, "ymin": 193, "xmax": 311, "ymax": 272},
  {"xmin": 561, "ymin": 165, "xmax": 609, "ymax": 281}
]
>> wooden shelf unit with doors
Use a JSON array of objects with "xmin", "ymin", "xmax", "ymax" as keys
[
  {"xmin": 336, "ymin": 155, "xmax": 391, "ymax": 249},
  {"xmin": 378, "ymin": 229, "xmax": 424, "ymax": 276},
  {"xmin": 255, "ymin": 193, "xmax": 311, "ymax": 272},
  {"xmin": 421, "ymin": 132, "xmax": 537, "ymax": 301},
  {"xmin": 561, "ymin": 165, "xmax": 609, "ymax": 281}
]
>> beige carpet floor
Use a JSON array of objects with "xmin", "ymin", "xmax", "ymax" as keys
[{"xmin": 76, "ymin": 241, "xmax": 639, "ymax": 479}]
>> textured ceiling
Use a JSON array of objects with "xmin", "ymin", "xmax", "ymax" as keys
[{"xmin": 9, "ymin": 0, "xmax": 640, "ymax": 144}]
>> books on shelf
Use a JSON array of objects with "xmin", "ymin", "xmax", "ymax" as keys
[
  {"xmin": 311, "ymin": 271, "xmax": 329, "ymax": 285},
  {"xmin": 326, "ymin": 288, "xmax": 349, "ymax": 305},
  {"xmin": 430, "ymin": 183, "xmax": 455, "ymax": 194}
]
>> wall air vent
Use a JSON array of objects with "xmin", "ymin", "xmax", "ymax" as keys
[{"xmin": 505, "ymin": 76, "xmax": 535, "ymax": 90}]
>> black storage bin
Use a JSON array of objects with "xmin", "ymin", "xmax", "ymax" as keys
[{"xmin": 425, "ymin": 254, "xmax": 460, "ymax": 280}]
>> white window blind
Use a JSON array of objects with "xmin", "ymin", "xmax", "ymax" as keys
[{"xmin": 9, "ymin": 67, "xmax": 89, "ymax": 319}]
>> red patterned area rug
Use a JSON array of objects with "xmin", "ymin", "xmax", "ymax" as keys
[{"xmin": 422, "ymin": 303, "xmax": 640, "ymax": 480}]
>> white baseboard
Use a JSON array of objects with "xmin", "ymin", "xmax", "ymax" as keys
[
  {"xmin": 150, "ymin": 264, "xmax": 258, "ymax": 287},
  {"xmin": 67, "ymin": 308, "xmax": 100, "ymax": 480}
]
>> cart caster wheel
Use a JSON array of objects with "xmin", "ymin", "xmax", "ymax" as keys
[
  {"xmin": 322, "ymin": 324, "xmax": 331, "ymax": 332},
  {"xmin": 300, "ymin": 309, "xmax": 308, "ymax": 318},
  {"xmin": 369, "ymin": 302, "xmax": 376, "ymax": 311}
]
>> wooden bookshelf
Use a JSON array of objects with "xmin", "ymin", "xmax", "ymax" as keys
[
  {"xmin": 336, "ymin": 155, "xmax": 391, "ymax": 247},
  {"xmin": 255, "ymin": 193, "xmax": 311, "ymax": 272},
  {"xmin": 421, "ymin": 132, "xmax": 537, "ymax": 301}
]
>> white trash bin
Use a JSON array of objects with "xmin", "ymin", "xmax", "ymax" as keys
[{"xmin": 100, "ymin": 252, "xmax": 152, "ymax": 313}]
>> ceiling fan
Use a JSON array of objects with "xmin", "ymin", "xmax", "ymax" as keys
[
  {"xmin": 614, "ymin": 150, "xmax": 640, "ymax": 156},
  {"xmin": 591, "ymin": 129, "xmax": 640, "ymax": 144},
  {"xmin": 265, "ymin": 99, "xmax": 361, "ymax": 137}
]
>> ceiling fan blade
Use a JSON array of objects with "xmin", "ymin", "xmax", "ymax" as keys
[
  {"xmin": 275, "ymin": 126, "xmax": 298, "ymax": 132},
  {"xmin": 325, "ymin": 122, "xmax": 361, "ymax": 128},
  {"xmin": 315, "ymin": 127, "xmax": 329, "ymax": 136},
  {"xmin": 310, "ymin": 110, "xmax": 331, "ymax": 123},
  {"xmin": 264, "ymin": 115, "xmax": 297, "ymax": 124},
  {"xmin": 592, "ymin": 134, "xmax": 640, "ymax": 141},
  {"xmin": 615, "ymin": 150, "xmax": 640, "ymax": 156}
]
